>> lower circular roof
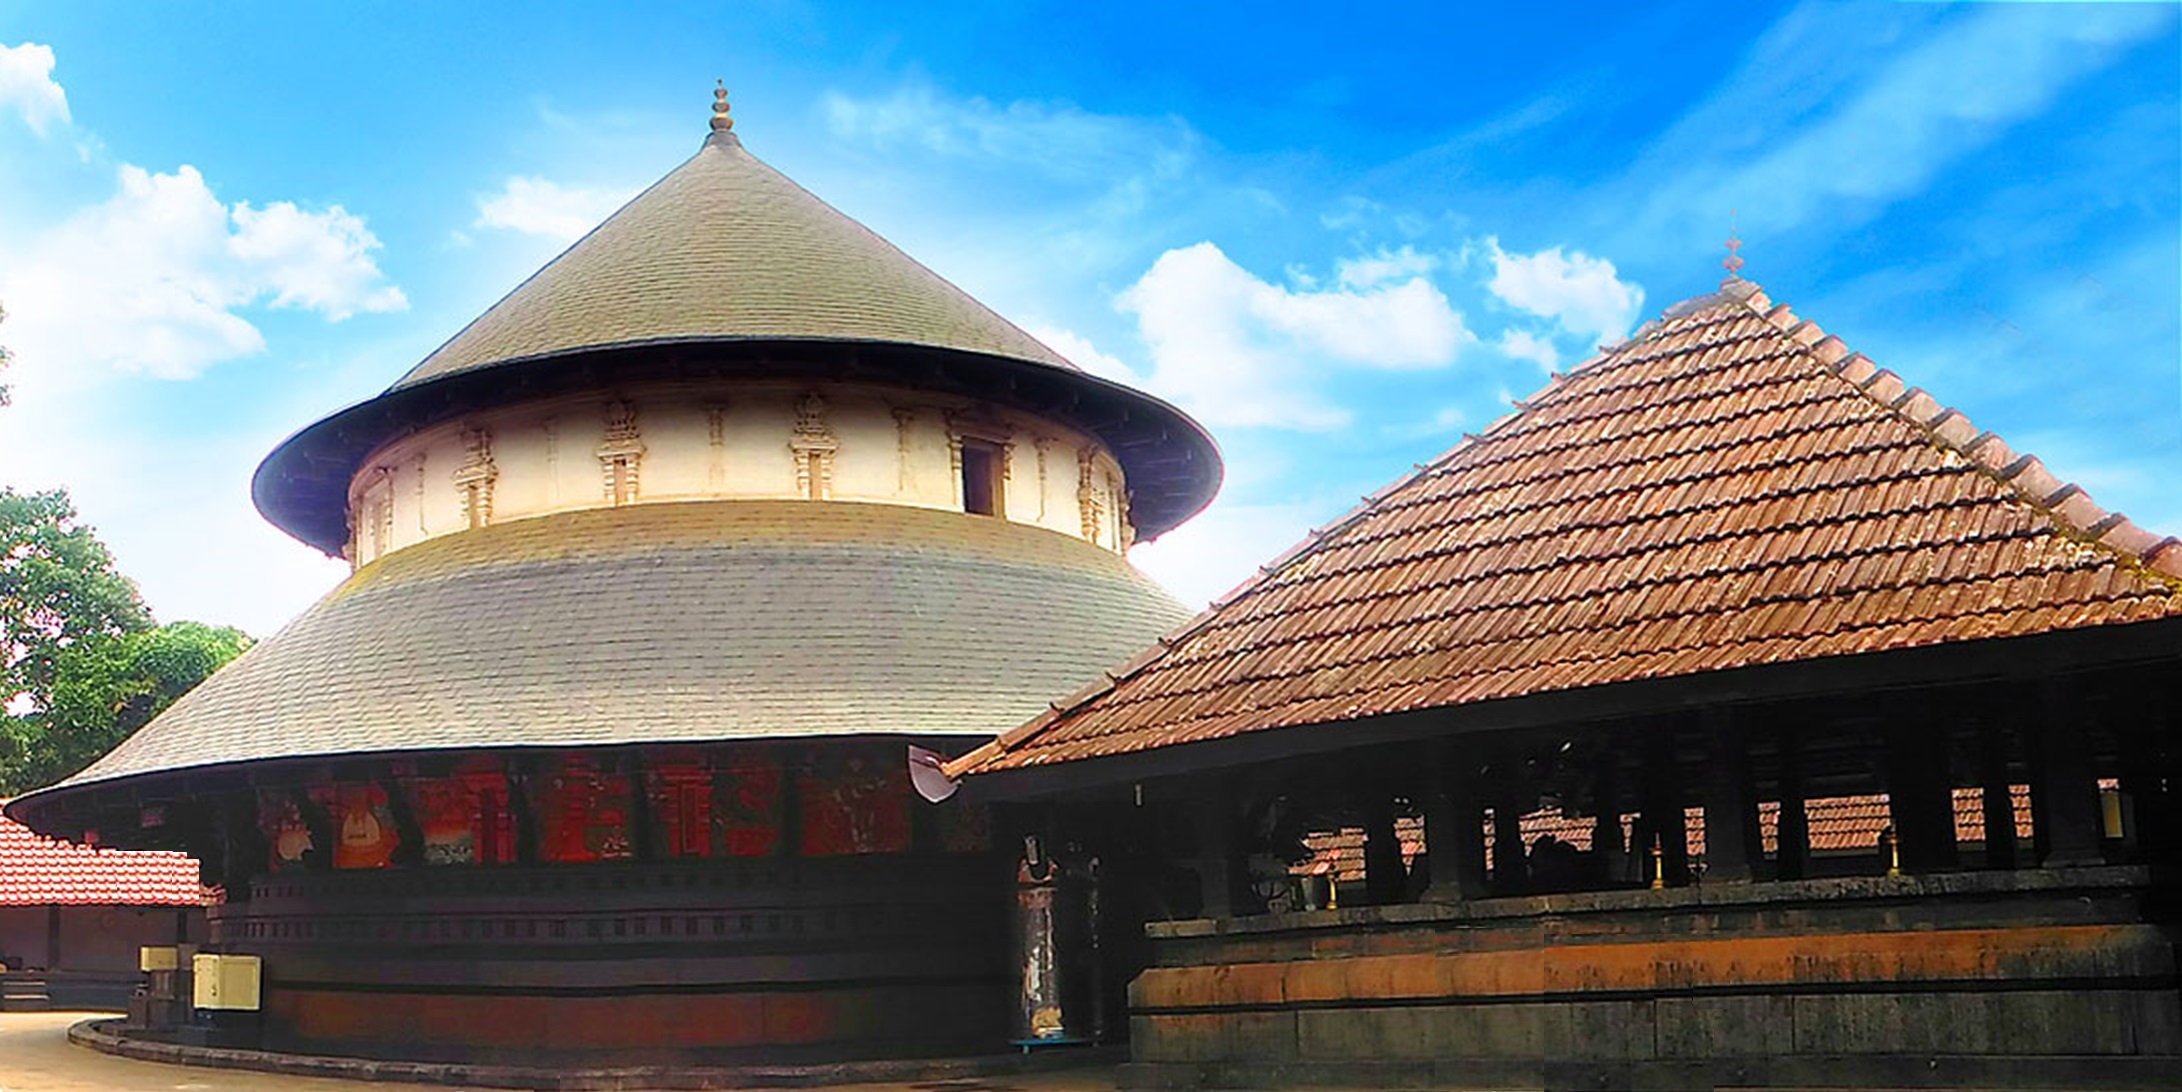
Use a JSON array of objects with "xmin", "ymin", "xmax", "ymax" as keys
[{"xmin": 21, "ymin": 501, "xmax": 1190, "ymax": 802}]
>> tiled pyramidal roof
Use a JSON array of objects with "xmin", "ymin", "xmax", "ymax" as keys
[
  {"xmin": 949, "ymin": 279, "xmax": 2182, "ymax": 778},
  {"xmin": 0, "ymin": 804, "xmax": 202, "ymax": 906},
  {"xmin": 394, "ymin": 127, "xmax": 1073, "ymax": 389}
]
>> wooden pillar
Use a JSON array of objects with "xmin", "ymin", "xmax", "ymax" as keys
[
  {"xmin": 1642, "ymin": 726, "xmax": 1689, "ymax": 886},
  {"xmin": 2030, "ymin": 678, "xmax": 2104, "ymax": 867},
  {"xmin": 1190, "ymin": 791, "xmax": 1248, "ymax": 919},
  {"xmin": 45, "ymin": 905, "xmax": 61, "ymax": 971},
  {"xmin": 1491, "ymin": 794, "xmax": 1528, "ymax": 895},
  {"xmin": 1423, "ymin": 748, "xmax": 1487, "ymax": 901},
  {"xmin": 1591, "ymin": 747, "xmax": 1626, "ymax": 888},
  {"xmin": 1977, "ymin": 714, "xmax": 2020, "ymax": 870},
  {"xmin": 1700, "ymin": 708, "xmax": 1757, "ymax": 883},
  {"xmin": 1362, "ymin": 790, "xmax": 1405, "ymax": 906},
  {"xmin": 1883, "ymin": 718, "xmax": 1959, "ymax": 873},
  {"xmin": 1776, "ymin": 719, "xmax": 1811, "ymax": 881}
]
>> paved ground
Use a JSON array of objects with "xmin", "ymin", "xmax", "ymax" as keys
[{"xmin": 0, "ymin": 1012, "xmax": 1122, "ymax": 1092}]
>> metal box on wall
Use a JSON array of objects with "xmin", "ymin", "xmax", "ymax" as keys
[{"xmin": 190, "ymin": 953, "xmax": 261, "ymax": 1011}]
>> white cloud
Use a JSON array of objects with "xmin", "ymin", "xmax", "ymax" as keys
[
  {"xmin": 1484, "ymin": 238, "xmax": 1644, "ymax": 346},
  {"xmin": 1116, "ymin": 242, "xmax": 1472, "ymax": 431},
  {"xmin": 0, "ymin": 163, "xmax": 406, "ymax": 381},
  {"xmin": 1130, "ymin": 499, "xmax": 1325, "ymax": 610},
  {"xmin": 1024, "ymin": 325, "xmax": 1145, "ymax": 387},
  {"xmin": 474, "ymin": 176, "xmax": 635, "ymax": 243},
  {"xmin": 1497, "ymin": 328, "xmax": 1560, "ymax": 372},
  {"xmin": 0, "ymin": 42, "xmax": 68, "ymax": 135},
  {"xmin": 1337, "ymin": 245, "xmax": 1439, "ymax": 288}
]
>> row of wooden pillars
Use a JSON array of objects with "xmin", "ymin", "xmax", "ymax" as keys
[{"xmin": 1184, "ymin": 674, "xmax": 2166, "ymax": 917}]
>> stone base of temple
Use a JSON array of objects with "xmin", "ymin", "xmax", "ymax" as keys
[
  {"xmin": 74, "ymin": 1017, "xmax": 1123, "ymax": 1089},
  {"xmin": 204, "ymin": 852, "xmax": 1017, "ymax": 1064},
  {"xmin": 1123, "ymin": 867, "xmax": 2182, "ymax": 1091}
]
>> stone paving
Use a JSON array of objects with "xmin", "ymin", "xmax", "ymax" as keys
[{"xmin": 0, "ymin": 1012, "xmax": 1121, "ymax": 1092}]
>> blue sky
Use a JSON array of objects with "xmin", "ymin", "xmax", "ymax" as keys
[{"xmin": 0, "ymin": 2, "xmax": 2175, "ymax": 637}]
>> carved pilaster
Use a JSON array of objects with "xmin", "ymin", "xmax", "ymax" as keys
[
  {"xmin": 452, "ymin": 426, "xmax": 498, "ymax": 530},
  {"xmin": 1110, "ymin": 472, "xmax": 1135, "ymax": 547},
  {"xmin": 789, "ymin": 392, "xmax": 838, "ymax": 501},
  {"xmin": 1033, "ymin": 436, "xmax": 1054, "ymax": 519},
  {"xmin": 411, "ymin": 454, "xmax": 428, "ymax": 533},
  {"xmin": 596, "ymin": 399, "xmax": 645, "ymax": 506},
  {"xmin": 1078, "ymin": 447, "xmax": 1103, "ymax": 546},
  {"xmin": 892, "ymin": 406, "xmax": 916, "ymax": 495},
  {"xmin": 542, "ymin": 417, "xmax": 559, "ymax": 504},
  {"xmin": 705, "ymin": 402, "xmax": 729, "ymax": 491}
]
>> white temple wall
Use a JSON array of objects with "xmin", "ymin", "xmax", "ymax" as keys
[{"xmin": 345, "ymin": 380, "xmax": 1131, "ymax": 567}]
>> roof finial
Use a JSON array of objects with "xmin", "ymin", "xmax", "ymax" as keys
[
  {"xmin": 1722, "ymin": 210, "xmax": 1745, "ymax": 281},
  {"xmin": 709, "ymin": 80, "xmax": 734, "ymax": 134}
]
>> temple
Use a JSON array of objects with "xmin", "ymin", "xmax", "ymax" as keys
[
  {"xmin": 947, "ymin": 276, "xmax": 2182, "ymax": 1090},
  {"xmin": 2, "ymin": 90, "xmax": 1219, "ymax": 1064}
]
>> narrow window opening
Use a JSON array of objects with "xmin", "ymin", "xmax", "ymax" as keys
[{"xmin": 961, "ymin": 441, "xmax": 1003, "ymax": 516}]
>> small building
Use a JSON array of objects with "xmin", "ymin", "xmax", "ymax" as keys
[
  {"xmin": 947, "ymin": 275, "xmax": 2182, "ymax": 1091},
  {"xmin": 0, "ymin": 803, "xmax": 204, "ymax": 1010}
]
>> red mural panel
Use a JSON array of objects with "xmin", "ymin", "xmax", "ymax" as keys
[
  {"xmin": 405, "ymin": 762, "xmax": 516, "ymax": 866},
  {"xmin": 645, "ymin": 758, "xmax": 713, "ymax": 859},
  {"xmin": 257, "ymin": 790, "xmax": 315, "ymax": 871},
  {"xmin": 308, "ymin": 782, "xmax": 399, "ymax": 870},
  {"xmin": 799, "ymin": 749, "xmax": 909, "ymax": 857},
  {"xmin": 531, "ymin": 758, "xmax": 635, "ymax": 864},
  {"xmin": 714, "ymin": 750, "xmax": 783, "ymax": 858}
]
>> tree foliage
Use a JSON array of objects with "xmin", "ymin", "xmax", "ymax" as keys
[
  {"xmin": 0, "ymin": 488, "xmax": 251, "ymax": 793},
  {"xmin": 1, "ymin": 488, "xmax": 152, "ymax": 706},
  {"xmin": 4, "ymin": 621, "xmax": 252, "ymax": 791}
]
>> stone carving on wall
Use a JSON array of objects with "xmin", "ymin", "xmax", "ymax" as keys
[
  {"xmin": 789, "ymin": 392, "xmax": 839, "ymax": 500},
  {"xmin": 351, "ymin": 466, "xmax": 396, "ymax": 562},
  {"xmin": 1110, "ymin": 471, "xmax": 1134, "ymax": 547},
  {"xmin": 891, "ymin": 406, "xmax": 916, "ymax": 495},
  {"xmin": 596, "ymin": 399, "xmax": 645, "ymax": 505},
  {"xmin": 411, "ymin": 454, "xmax": 428, "ymax": 533},
  {"xmin": 1078, "ymin": 447, "xmax": 1103, "ymax": 546},
  {"xmin": 1033, "ymin": 435, "xmax": 1055, "ymax": 519},
  {"xmin": 704, "ymin": 402, "xmax": 729, "ymax": 492},
  {"xmin": 542, "ymin": 417, "xmax": 559, "ymax": 504},
  {"xmin": 452, "ymin": 426, "xmax": 498, "ymax": 530}
]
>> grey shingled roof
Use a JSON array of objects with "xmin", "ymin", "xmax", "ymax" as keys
[
  {"xmin": 396, "ymin": 129, "xmax": 1073, "ymax": 388},
  {"xmin": 28, "ymin": 501, "xmax": 1189, "ymax": 795}
]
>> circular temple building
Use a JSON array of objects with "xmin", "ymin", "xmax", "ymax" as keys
[{"xmin": 2, "ymin": 92, "xmax": 1219, "ymax": 1064}]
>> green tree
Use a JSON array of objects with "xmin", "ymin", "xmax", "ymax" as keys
[
  {"xmin": 1, "ymin": 488, "xmax": 152, "ymax": 707},
  {"xmin": 0, "ymin": 488, "xmax": 250, "ymax": 793},
  {"xmin": 6, "ymin": 621, "xmax": 252, "ymax": 791}
]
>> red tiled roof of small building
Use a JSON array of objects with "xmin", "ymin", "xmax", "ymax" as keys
[
  {"xmin": 0, "ymin": 802, "xmax": 203, "ymax": 907},
  {"xmin": 950, "ymin": 279, "xmax": 2182, "ymax": 779}
]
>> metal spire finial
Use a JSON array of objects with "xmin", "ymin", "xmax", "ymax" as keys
[
  {"xmin": 709, "ymin": 81, "xmax": 734, "ymax": 134},
  {"xmin": 1722, "ymin": 210, "xmax": 1745, "ymax": 279}
]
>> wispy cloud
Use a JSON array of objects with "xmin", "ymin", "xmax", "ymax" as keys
[
  {"xmin": 474, "ymin": 176, "xmax": 637, "ymax": 243},
  {"xmin": 0, "ymin": 42, "xmax": 68, "ymax": 135},
  {"xmin": 1628, "ymin": 3, "xmax": 2176, "ymax": 243},
  {"xmin": 822, "ymin": 82, "xmax": 1200, "ymax": 185}
]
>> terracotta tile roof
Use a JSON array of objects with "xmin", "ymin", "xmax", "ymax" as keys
[
  {"xmin": 949, "ymin": 279, "xmax": 2182, "ymax": 778},
  {"xmin": 11, "ymin": 501, "xmax": 1188, "ymax": 806},
  {"xmin": 0, "ymin": 803, "xmax": 202, "ymax": 906}
]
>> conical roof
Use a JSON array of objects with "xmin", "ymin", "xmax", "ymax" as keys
[
  {"xmin": 948, "ymin": 278, "xmax": 2182, "ymax": 780},
  {"xmin": 250, "ymin": 107, "xmax": 1220, "ymax": 554},
  {"xmin": 395, "ymin": 127, "xmax": 1073, "ymax": 388}
]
